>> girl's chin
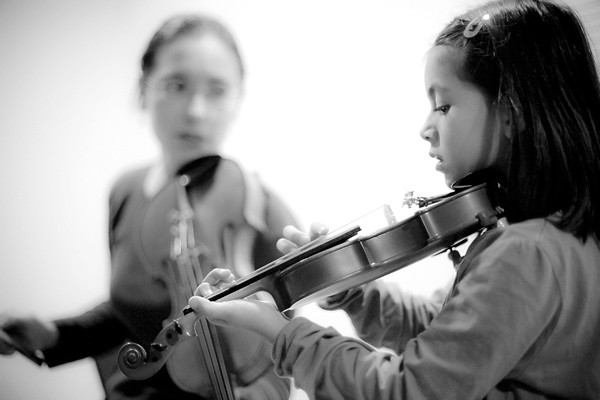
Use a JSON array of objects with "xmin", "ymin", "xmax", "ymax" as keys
[
  {"xmin": 436, "ymin": 168, "xmax": 455, "ymax": 187},
  {"xmin": 444, "ymin": 173, "xmax": 464, "ymax": 189}
]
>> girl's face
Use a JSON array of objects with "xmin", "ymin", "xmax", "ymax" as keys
[
  {"xmin": 420, "ymin": 45, "xmax": 510, "ymax": 187},
  {"xmin": 143, "ymin": 32, "xmax": 243, "ymax": 173}
]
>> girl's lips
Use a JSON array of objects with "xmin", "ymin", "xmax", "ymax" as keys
[
  {"xmin": 429, "ymin": 152, "xmax": 442, "ymax": 161},
  {"xmin": 429, "ymin": 153, "xmax": 444, "ymax": 171},
  {"xmin": 429, "ymin": 153, "xmax": 443, "ymax": 162}
]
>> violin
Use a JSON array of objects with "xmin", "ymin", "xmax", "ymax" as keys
[
  {"xmin": 130, "ymin": 156, "xmax": 277, "ymax": 399},
  {"xmin": 118, "ymin": 182, "xmax": 503, "ymax": 379}
]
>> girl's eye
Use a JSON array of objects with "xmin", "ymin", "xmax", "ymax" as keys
[{"xmin": 434, "ymin": 105, "xmax": 450, "ymax": 114}]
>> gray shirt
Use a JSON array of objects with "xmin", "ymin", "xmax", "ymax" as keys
[{"xmin": 273, "ymin": 219, "xmax": 600, "ymax": 399}]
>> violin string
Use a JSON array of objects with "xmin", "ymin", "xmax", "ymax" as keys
[{"xmin": 175, "ymin": 182, "xmax": 235, "ymax": 399}]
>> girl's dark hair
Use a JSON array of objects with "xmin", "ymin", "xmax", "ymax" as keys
[
  {"xmin": 139, "ymin": 14, "xmax": 245, "ymax": 87},
  {"xmin": 435, "ymin": 0, "xmax": 600, "ymax": 240}
]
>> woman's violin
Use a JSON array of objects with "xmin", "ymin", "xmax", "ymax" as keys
[
  {"xmin": 124, "ymin": 156, "xmax": 280, "ymax": 399},
  {"xmin": 118, "ymin": 182, "xmax": 503, "ymax": 380}
]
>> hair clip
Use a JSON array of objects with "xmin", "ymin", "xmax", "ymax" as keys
[{"xmin": 463, "ymin": 13, "xmax": 490, "ymax": 38}]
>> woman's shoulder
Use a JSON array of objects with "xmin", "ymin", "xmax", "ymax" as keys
[
  {"xmin": 108, "ymin": 163, "xmax": 154, "ymax": 205},
  {"xmin": 111, "ymin": 164, "xmax": 151, "ymax": 188}
]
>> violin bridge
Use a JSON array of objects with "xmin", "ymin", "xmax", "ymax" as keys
[
  {"xmin": 402, "ymin": 191, "xmax": 429, "ymax": 208},
  {"xmin": 383, "ymin": 204, "xmax": 397, "ymax": 225}
]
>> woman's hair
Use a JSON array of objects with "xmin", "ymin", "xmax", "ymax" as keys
[
  {"xmin": 139, "ymin": 14, "xmax": 245, "ymax": 88},
  {"xmin": 435, "ymin": 0, "xmax": 600, "ymax": 240}
]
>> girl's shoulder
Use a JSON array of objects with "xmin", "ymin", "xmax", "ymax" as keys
[
  {"xmin": 494, "ymin": 218, "xmax": 580, "ymax": 251},
  {"xmin": 465, "ymin": 218, "xmax": 596, "ymax": 275},
  {"xmin": 472, "ymin": 218, "xmax": 573, "ymax": 251}
]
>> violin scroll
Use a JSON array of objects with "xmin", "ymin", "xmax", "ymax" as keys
[
  {"xmin": 118, "ymin": 341, "xmax": 169, "ymax": 380},
  {"xmin": 118, "ymin": 342, "xmax": 147, "ymax": 371},
  {"xmin": 118, "ymin": 309, "xmax": 198, "ymax": 380}
]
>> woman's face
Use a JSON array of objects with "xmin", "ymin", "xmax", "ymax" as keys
[
  {"xmin": 143, "ymin": 32, "xmax": 243, "ymax": 173},
  {"xmin": 420, "ymin": 45, "xmax": 510, "ymax": 187}
]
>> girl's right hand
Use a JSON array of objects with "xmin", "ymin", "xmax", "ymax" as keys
[
  {"xmin": 0, "ymin": 315, "xmax": 58, "ymax": 356},
  {"xmin": 276, "ymin": 222, "xmax": 330, "ymax": 254},
  {"xmin": 192, "ymin": 269, "xmax": 289, "ymax": 343}
]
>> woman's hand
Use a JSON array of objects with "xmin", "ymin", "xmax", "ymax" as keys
[
  {"xmin": 0, "ymin": 315, "xmax": 58, "ymax": 362},
  {"xmin": 276, "ymin": 222, "xmax": 329, "ymax": 254},
  {"xmin": 191, "ymin": 269, "xmax": 289, "ymax": 343}
]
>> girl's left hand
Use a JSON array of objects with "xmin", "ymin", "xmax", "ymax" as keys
[
  {"xmin": 276, "ymin": 222, "xmax": 329, "ymax": 254},
  {"xmin": 190, "ymin": 268, "xmax": 289, "ymax": 343}
]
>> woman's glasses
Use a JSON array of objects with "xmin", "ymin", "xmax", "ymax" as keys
[{"xmin": 148, "ymin": 77, "xmax": 240, "ymax": 106}]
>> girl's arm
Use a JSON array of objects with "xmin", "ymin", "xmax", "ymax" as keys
[
  {"xmin": 272, "ymin": 227, "xmax": 562, "ymax": 400},
  {"xmin": 192, "ymin": 227, "xmax": 562, "ymax": 400},
  {"xmin": 321, "ymin": 279, "xmax": 445, "ymax": 353}
]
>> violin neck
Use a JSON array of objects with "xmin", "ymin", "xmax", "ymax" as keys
[{"xmin": 172, "ymin": 183, "xmax": 236, "ymax": 400}]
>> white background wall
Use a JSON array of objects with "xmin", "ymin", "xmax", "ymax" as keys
[{"xmin": 0, "ymin": 0, "xmax": 481, "ymax": 398}]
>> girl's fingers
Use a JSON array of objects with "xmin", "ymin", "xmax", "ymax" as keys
[
  {"xmin": 276, "ymin": 238, "xmax": 299, "ymax": 254},
  {"xmin": 282, "ymin": 225, "xmax": 310, "ymax": 246},
  {"xmin": 277, "ymin": 223, "xmax": 331, "ymax": 254},
  {"xmin": 196, "ymin": 282, "xmax": 213, "ymax": 297},
  {"xmin": 188, "ymin": 296, "xmax": 287, "ymax": 342},
  {"xmin": 308, "ymin": 222, "xmax": 329, "ymax": 240},
  {"xmin": 194, "ymin": 268, "xmax": 236, "ymax": 297}
]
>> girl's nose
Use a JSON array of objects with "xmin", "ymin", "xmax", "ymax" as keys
[
  {"xmin": 419, "ymin": 123, "xmax": 434, "ymax": 142},
  {"xmin": 419, "ymin": 112, "xmax": 438, "ymax": 143}
]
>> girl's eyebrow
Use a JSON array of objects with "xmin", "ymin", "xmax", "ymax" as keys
[
  {"xmin": 427, "ymin": 83, "xmax": 449, "ymax": 97},
  {"xmin": 426, "ymin": 84, "xmax": 450, "ymax": 101}
]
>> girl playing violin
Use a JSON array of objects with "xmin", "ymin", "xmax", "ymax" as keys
[
  {"xmin": 189, "ymin": 0, "xmax": 600, "ymax": 398},
  {"xmin": 0, "ymin": 14, "xmax": 297, "ymax": 400}
]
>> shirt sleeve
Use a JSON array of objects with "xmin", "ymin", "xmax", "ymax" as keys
[
  {"xmin": 235, "ymin": 367, "xmax": 292, "ymax": 400},
  {"xmin": 272, "ymin": 229, "xmax": 562, "ymax": 400},
  {"xmin": 44, "ymin": 174, "xmax": 136, "ymax": 367},
  {"xmin": 320, "ymin": 280, "xmax": 443, "ymax": 353},
  {"xmin": 43, "ymin": 301, "xmax": 128, "ymax": 367}
]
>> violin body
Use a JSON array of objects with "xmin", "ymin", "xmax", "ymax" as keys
[
  {"xmin": 279, "ymin": 182, "xmax": 501, "ymax": 308},
  {"xmin": 119, "ymin": 182, "xmax": 503, "ymax": 381}
]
